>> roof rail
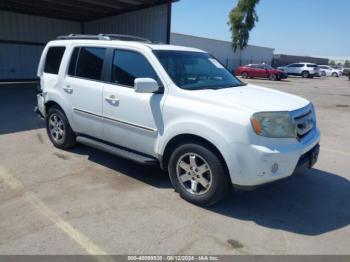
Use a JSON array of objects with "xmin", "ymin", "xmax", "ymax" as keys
[
  {"xmin": 102, "ymin": 34, "xmax": 152, "ymax": 43},
  {"xmin": 56, "ymin": 34, "xmax": 152, "ymax": 43},
  {"xmin": 56, "ymin": 34, "xmax": 109, "ymax": 40}
]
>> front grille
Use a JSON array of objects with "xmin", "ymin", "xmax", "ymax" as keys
[{"xmin": 291, "ymin": 105, "xmax": 315, "ymax": 140}]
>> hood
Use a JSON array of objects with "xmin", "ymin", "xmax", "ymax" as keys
[{"xmin": 191, "ymin": 84, "xmax": 310, "ymax": 112}]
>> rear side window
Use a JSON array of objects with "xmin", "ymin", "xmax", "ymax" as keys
[
  {"xmin": 111, "ymin": 50, "xmax": 159, "ymax": 87},
  {"xmin": 44, "ymin": 47, "xmax": 65, "ymax": 74},
  {"xmin": 68, "ymin": 47, "xmax": 107, "ymax": 81}
]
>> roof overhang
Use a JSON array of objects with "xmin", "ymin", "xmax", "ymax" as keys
[{"xmin": 0, "ymin": 0, "xmax": 177, "ymax": 22}]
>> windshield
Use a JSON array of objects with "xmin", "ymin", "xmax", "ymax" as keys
[
  {"xmin": 153, "ymin": 50, "xmax": 244, "ymax": 90},
  {"xmin": 265, "ymin": 65, "xmax": 274, "ymax": 70}
]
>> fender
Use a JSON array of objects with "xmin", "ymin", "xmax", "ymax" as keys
[
  {"xmin": 43, "ymin": 88, "xmax": 77, "ymax": 131},
  {"xmin": 156, "ymin": 118, "xmax": 233, "ymax": 158}
]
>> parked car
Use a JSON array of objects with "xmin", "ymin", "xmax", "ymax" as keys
[
  {"xmin": 318, "ymin": 65, "xmax": 342, "ymax": 77},
  {"xmin": 35, "ymin": 34, "xmax": 320, "ymax": 206},
  {"xmin": 278, "ymin": 63, "xmax": 320, "ymax": 78},
  {"xmin": 342, "ymin": 68, "xmax": 350, "ymax": 77},
  {"xmin": 235, "ymin": 64, "xmax": 287, "ymax": 81}
]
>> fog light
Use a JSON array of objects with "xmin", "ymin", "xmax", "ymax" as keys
[{"xmin": 271, "ymin": 163, "xmax": 279, "ymax": 174}]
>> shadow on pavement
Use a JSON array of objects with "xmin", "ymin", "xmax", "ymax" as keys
[
  {"xmin": 69, "ymin": 144, "xmax": 172, "ymax": 189},
  {"xmin": 69, "ymin": 143, "xmax": 350, "ymax": 236},
  {"xmin": 0, "ymin": 83, "xmax": 44, "ymax": 135},
  {"xmin": 208, "ymin": 168, "xmax": 350, "ymax": 236}
]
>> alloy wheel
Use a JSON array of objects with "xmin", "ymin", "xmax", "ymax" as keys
[
  {"xmin": 49, "ymin": 114, "xmax": 65, "ymax": 143},
  {"xmin": 176, "ymin": 153, "xmax": 213, "ymax": 195}
]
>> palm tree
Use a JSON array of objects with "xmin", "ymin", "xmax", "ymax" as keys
[{"xmin": 228, "ymin": 0, "xmax": 260, "ymax": 65}]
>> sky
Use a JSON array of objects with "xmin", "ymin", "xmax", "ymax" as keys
[{"xmin": 172, "ymin": 0, "xmax": 350, "ymax": 58}]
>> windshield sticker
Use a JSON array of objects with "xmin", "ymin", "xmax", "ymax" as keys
[{"xmin": 209, "ymin": 58, "xmax": 225, "ymax": 69}]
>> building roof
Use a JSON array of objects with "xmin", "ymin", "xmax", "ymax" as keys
[
  {"xmin": 171, "ymin": 32, "xmax": 275, "ymax": 51},
  {"xmin": 0, "ymin": 0, "xmax": 177, "ymax": 21}
]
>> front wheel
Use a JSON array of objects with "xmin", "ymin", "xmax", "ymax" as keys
[
  {"xmin": 46, "ymin": 106, "xmax": 77, "ymax": 149},
  {"xmin": 269, "ymin": 74, "xmax": 277, "ymax": 81},
  {"xmin": 332, "ymin": 72, "xmax": 338, "ymax": 77},
  {"xmin": 168, "ymin": 142, "xmax": 231, "ymax": 206}
]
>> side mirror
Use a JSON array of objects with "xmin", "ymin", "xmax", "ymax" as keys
[{"xmin": 134, "ymin": 78, "xmax": 160, "ymax": 93}]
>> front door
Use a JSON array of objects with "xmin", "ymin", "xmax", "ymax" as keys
[{"xmin": 102, "ymin": 49, "xmax": 164, "ymax": 156}]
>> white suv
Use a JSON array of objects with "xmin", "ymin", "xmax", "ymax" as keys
[
  {"xmin": 35, "ymin": 34, "xmax": 320, "ymax": 206},
  {"xmin": 318, "ymin": 65, "xmax": 342, "ymax": 77},
  {"xmin": 279, "ymin": 63, "xmax": 320, "ymax": 78}
]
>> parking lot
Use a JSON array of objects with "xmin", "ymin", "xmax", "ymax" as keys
[{"xmin": 0, "ymin": 76, "xmax": 349, "ymax": 255}]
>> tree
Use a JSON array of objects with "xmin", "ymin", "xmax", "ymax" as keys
[
  {"xmin": 329, "ymin": 60, "xmax": 336, "ymax": 67},
  {"xmin": 344, "ymin": 60, "xmax": 350, "ymax": 68},
  {"xmin": 228, "ymin": 0, "xmax": 260, "ymax": 52}
]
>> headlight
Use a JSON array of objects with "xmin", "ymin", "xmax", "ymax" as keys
[{"xmin": 250, "ymin": 112, "xmax": 296, "ymax": 138}]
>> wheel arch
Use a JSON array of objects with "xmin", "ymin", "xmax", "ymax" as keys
[
  {"xmin": 44, "ymin": 99, "xmax": 76, "ymax": 131},
  {"xmin": 160, "ymin": 134, "xmax": 231, "ymax": 182}
]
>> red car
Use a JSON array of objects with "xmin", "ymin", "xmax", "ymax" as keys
[{"xmin": 235, "ymin": 64, "xmax": 287, "ymax": 81}]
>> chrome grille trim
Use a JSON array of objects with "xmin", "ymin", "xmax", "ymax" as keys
[{"xmin": 290, "ymin": 104, "xmax": 315, "ymax": 140}]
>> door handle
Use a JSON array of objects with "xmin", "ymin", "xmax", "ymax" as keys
[
  {"xmin": 105, "ymin": 95, "xmax": 119, "ymax": 105},
  {"xmin": 63, "ymin": 85, "xmax": 73, "ymax": 92}
]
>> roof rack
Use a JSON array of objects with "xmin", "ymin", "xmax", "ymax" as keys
[{"xmin": 56, "ymin": 34, "xmax": 152, "ymax": 43}]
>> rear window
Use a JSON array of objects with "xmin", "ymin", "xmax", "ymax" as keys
[
  {"xmin": 68, "ymin": 47, "xmax": 107, "ymax": 81},
  {"xmin": 44, "ymin": 47, "xmax": 66, "ymax": 74}
]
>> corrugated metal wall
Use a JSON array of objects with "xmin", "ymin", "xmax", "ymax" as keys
[
  {"xmin": 0, "ymin": 44, "xmax": 43, "ymax": 80},
  {"xmin": 0, "ymin": 10, "xmax": 81, "ymax": 43},
  {"xmin": 85, "ymin": 4, "xmax": 169, "ymax": 43},
  {"xmin": 0, "ymin": 4, "xmax": 169, "ymax": 80},
  {"xmin": 171, "ymin": 33, "xmax": 275, "ymax": 71},
  {"xmin": 0, "ymin": 10, "xmax": 81, "ymax": 80}
]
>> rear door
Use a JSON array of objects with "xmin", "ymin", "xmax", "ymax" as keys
[
  {"xmin": 63, "ymin": 46, "xmax": 108, "ymax": 139},
  {"xmin": 102, "ymin": 48, "xmax": 164, "ymax": 156}
]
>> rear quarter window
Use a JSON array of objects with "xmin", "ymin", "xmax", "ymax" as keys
[{"xmin": 44, "ymin": 47, "xmax": 66, "ymax": 74}]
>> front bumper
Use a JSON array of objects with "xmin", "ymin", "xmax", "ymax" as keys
[{"xmin": 226, "ymin": 128, "xmax": 321, "ymax": 187}]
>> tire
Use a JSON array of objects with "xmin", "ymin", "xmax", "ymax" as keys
[
  {"xmin": 46, "ymin": 105, "xmax": 77, "ymax": 149},
  {"xmin": 321, "ymin": 71, "xmax": 326, "ymax": 77},
  {"xmin": 168, "ymin": 142, "xmax": 231, "ymax": 206},
  {"xmin": 241, "ymin": 72, "xmax": 249, "ymax": 79},
  {"xmin": 302, "ymin": 71, "xmax": 309, "ymax": 78},
  {"xmin": 332, "ymin": 72, "xmax": 338, "ymax": 77},
  {"xmin": 269, "ymin": 74, "xmax": 277, "ymax": 81}
]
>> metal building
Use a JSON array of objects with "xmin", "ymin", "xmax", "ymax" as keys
[
  {"xmin": 272, "ymin": 54, "xmax": 329, "ymax": 67},
  {"xmin": 171, "ymin": 33, "xmax": 275, "ymax": 71},
  {"xmin": 0, "ymin": 0, "xmax": 175, "ymax": 81}
]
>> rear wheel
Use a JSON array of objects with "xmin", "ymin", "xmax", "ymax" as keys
[
  {"xmin": 302, "ymin": 71, "xmax": 310, "ymax": 78},
  {"xmin": 46, "ymin": 106, "xmax": 77, "ymax": 149},
  {"xmin": 168, "ymin": 142, "xmax": 230, "ymax": 206},
  {"xmin": 241, "ymin": 72, "xmax": 249, "ymax": 79}
]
